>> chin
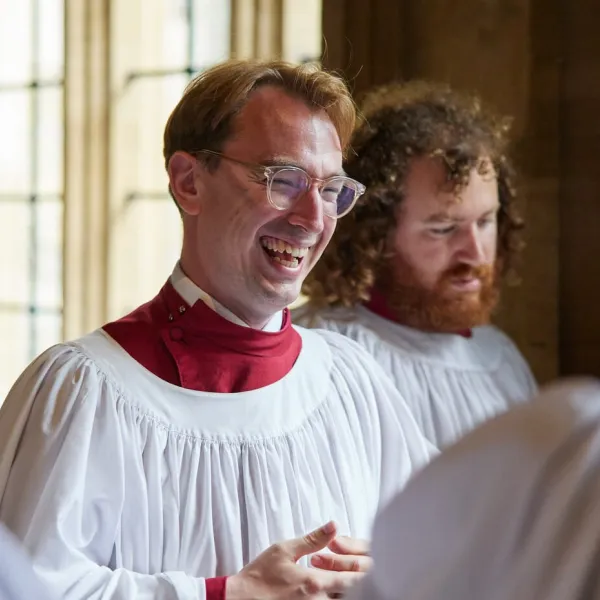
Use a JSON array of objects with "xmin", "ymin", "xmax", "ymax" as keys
[
  {"xmin": 281, "ymin": 290, "xmax": 301, "ymax": 309},
  {"xmin": 260, "ymin": 283, "xmax": 299, "ymax": 308}
]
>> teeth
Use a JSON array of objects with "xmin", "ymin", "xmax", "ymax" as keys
[
  {"xmin": 260, "ymin": 237, "xmax": 310, "ymax": 258},
  {"xmin": 272, "ymin": 256, "xmax": 299, "ymax": 268}
]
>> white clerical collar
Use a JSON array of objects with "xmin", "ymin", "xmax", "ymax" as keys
[{"xmin": 170, "ymin": 262, "xmax": 284, "ymax": 332}]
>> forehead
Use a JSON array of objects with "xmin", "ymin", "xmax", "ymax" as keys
[
  {"xmin": 401, "ymin": 156, "xmax": 499, "ymax": 219},
  {"xmin": 224, "ymin": 85, "xmax": 343, "ymax": 176}
]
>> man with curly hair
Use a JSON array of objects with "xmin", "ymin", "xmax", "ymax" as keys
[{"xmin": 295, "ymin": 81, "xmax": 537, "ymax": 449}]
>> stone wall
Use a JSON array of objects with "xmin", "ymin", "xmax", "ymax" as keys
[{"xmin": 323, "ymin": 0, "xmax": 600, "ymax": 381}]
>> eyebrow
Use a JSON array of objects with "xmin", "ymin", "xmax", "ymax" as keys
[
  {"xmin": 423, "ymin": 206, "xmax": 499, "ymax": 224},
  {"xmin": 261, "ymin": 157, "xmax": 347, "ymax": 178}
]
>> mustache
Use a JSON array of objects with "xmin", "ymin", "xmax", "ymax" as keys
[{"xmin": 443, "ymin": 263, "xmax": 494, "ymax": 281}]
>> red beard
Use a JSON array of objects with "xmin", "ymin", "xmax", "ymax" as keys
[{"xmin": 380, "ymin": 257, "xmax": 500, "ymax": 333}]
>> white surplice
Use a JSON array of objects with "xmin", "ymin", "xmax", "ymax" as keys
[
  {"xmin": 348, "ymin": 377, "xmax": 600, "ymax": 600},
  {"xmin": 293, "ymin": 304, "xmax": 538, "ymax": 448},
  {"xmin": 0, "ymin": 522, "xmax": 54, "ymax": 600},
  {"xmin": 0, "ymin": 325, "xmax": 434, "ymax": 600}
]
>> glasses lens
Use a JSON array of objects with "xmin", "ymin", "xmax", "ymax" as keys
[
  {"xmin": 268, "ymin": 169, "xmax": 309, "ymax": 209},
  {"xmin": 268, "ymin": 170, "xmax": 359, "ymax": 218},
  {"xmin": 321, "ymin": 177, "xmax": 358, "ymax": 217}
]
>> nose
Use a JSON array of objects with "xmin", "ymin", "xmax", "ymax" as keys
[
  {"xmin": 286, "ymin": 186, "xmax": 325, "ymax": 234},
  {"xmin": 457, "ymin": 225, "xmax": 486, "ymax": 265}
]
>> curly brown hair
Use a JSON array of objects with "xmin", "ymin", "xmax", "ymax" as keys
[{"xmin": 302, "ymin": 80, "xmax": 525, "ymax": 308}]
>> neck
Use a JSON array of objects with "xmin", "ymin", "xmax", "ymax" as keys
[
  {"xmin": 178, "ymin": 257, "xmax": 278, "ymax": 330},
  {"xmin": 234, "ymin": 311, "xmax": 272, "ymax": 330}
]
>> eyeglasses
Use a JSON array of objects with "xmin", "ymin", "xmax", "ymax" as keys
[{"xmin": 192, "ymin": 149, "xmax": 366, "ymax": 218}]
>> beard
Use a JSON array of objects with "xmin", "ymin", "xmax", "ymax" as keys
[{"xmin": 379, "ymin": 255, "xmax": 500, "ymax": 333}]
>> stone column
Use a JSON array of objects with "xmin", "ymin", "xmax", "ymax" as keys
[{"xmin": 63, "ymin": 0, "xmax": 111, "ymax": 339}]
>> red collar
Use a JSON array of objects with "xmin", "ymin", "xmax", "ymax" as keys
[
  {"xmin": 103, "ymin": 281, "xmax": 303, "ymax": 392},
  {"xmin": 363, "ymin": 288, "xmax": 473, "ymax": 338}
]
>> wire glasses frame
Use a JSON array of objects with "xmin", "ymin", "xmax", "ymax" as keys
[{"xmin": 192, "ymin": 149, "xmax": 366, "ymax": 218}]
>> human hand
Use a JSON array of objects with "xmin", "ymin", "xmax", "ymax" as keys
[
  {"xmin": 310, "ymin": 535, "xmax": 372, "ymax": 574},
  {"xmin": 225, "ymin": 521, "xmax": 365, "ymax": 599}
]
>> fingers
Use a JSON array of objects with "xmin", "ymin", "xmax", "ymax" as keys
[
  {"xmin": 311, "ymin": 553, "xmax": 372, "ymax": 573},
  {"xmin": 306, "ymin": 567, "xmax": 364, "ymax": 596},
  {"xmin": 284, "ymin": 521, "xmax": 338, "ymax": 561},
  {"xmin": 327, "ymin": 536, "xmax": 370, "ymax": 556}
]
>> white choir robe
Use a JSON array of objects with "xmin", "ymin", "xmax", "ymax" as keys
[
  {"xmin": 0, "ymin": 326, "xmax": 434, "ymax": 600},
  {"xmin": 347, "ymin": 377, "xmax": 600, "ymax": 600},
  {"xmin": 293, "ymin": 304, "xmax": 538, "ymax": 448},
  {"xmin": 0, "ymin": 522, "xmax": 54, "ymax": 600}
]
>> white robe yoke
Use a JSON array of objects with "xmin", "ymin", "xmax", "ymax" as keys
[
  {"xmin": 293, "ymin": 304, "xmax": 537, "ymax": 448},
  {"xmin": 0, "ymin": 326, "xmax": 433, "ymax": 600}
]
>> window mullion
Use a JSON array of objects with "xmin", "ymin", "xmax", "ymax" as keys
[{"xmin": 62, "ymin": 0, "xmax": 111, "ymax": 340}]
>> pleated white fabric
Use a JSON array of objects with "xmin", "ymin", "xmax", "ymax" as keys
[
  {"xmin": 0, "ymin": 522, "xmax": 54, "ymax": 600},
  {"xmin": 348, "ymin": 377, "xmax": 600, "ymax": 600},
  {"xmin": 293, "ymin": 304, "xmax": 537, "ymax": 448},
  {"xmin": 0, "ymin": 326, "xmax": 434, "ymax": 600}
]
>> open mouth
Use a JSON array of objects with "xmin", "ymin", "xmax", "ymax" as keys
[
  {"xmin": 449, "ymin": 277, "xmax": 481, "ymax": 292},
  {"xmin": 260, "ymin": 236, "xmax": 311, "ymax": 269}
]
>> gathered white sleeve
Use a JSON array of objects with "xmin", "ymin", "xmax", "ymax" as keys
[
  {"xmin": 320, "ymin": 331, "xmax": 438, "ymax": 507},
  {"xmin": 0, "ymin": 522, "xmax": 55, "ymax": 600},
  {"xmin": 503, "ymin": 332, "xmax": 539, "ymax": 398},
  {"xmin": 0, "ymin": 345, "xmax": 210, "ymax": 600}
]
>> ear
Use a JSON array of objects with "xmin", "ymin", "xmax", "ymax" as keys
[{"xmin": 167, "ymin": 151, "xmax": 204, "ymax": 216}]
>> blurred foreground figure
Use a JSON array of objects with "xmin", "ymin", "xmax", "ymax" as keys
[
  {"xmin": 348, "ymin": 377, "xmax": 600, "ymax": 600},
  {"xmin": 0, "ymin": 523, "xmax": 52, "ymax": 600},
  {"xmin": 296, "ymin": 81, "xmax": 537, "ymax": 448}
]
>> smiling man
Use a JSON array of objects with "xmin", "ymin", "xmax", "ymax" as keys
[
  {"xmin": 0, "ymin": 61, "xmax": 434, "ymax": 600},
  {"xmin": 296, "ymin": 81, "xmax": 537, "ymax": 449}
]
